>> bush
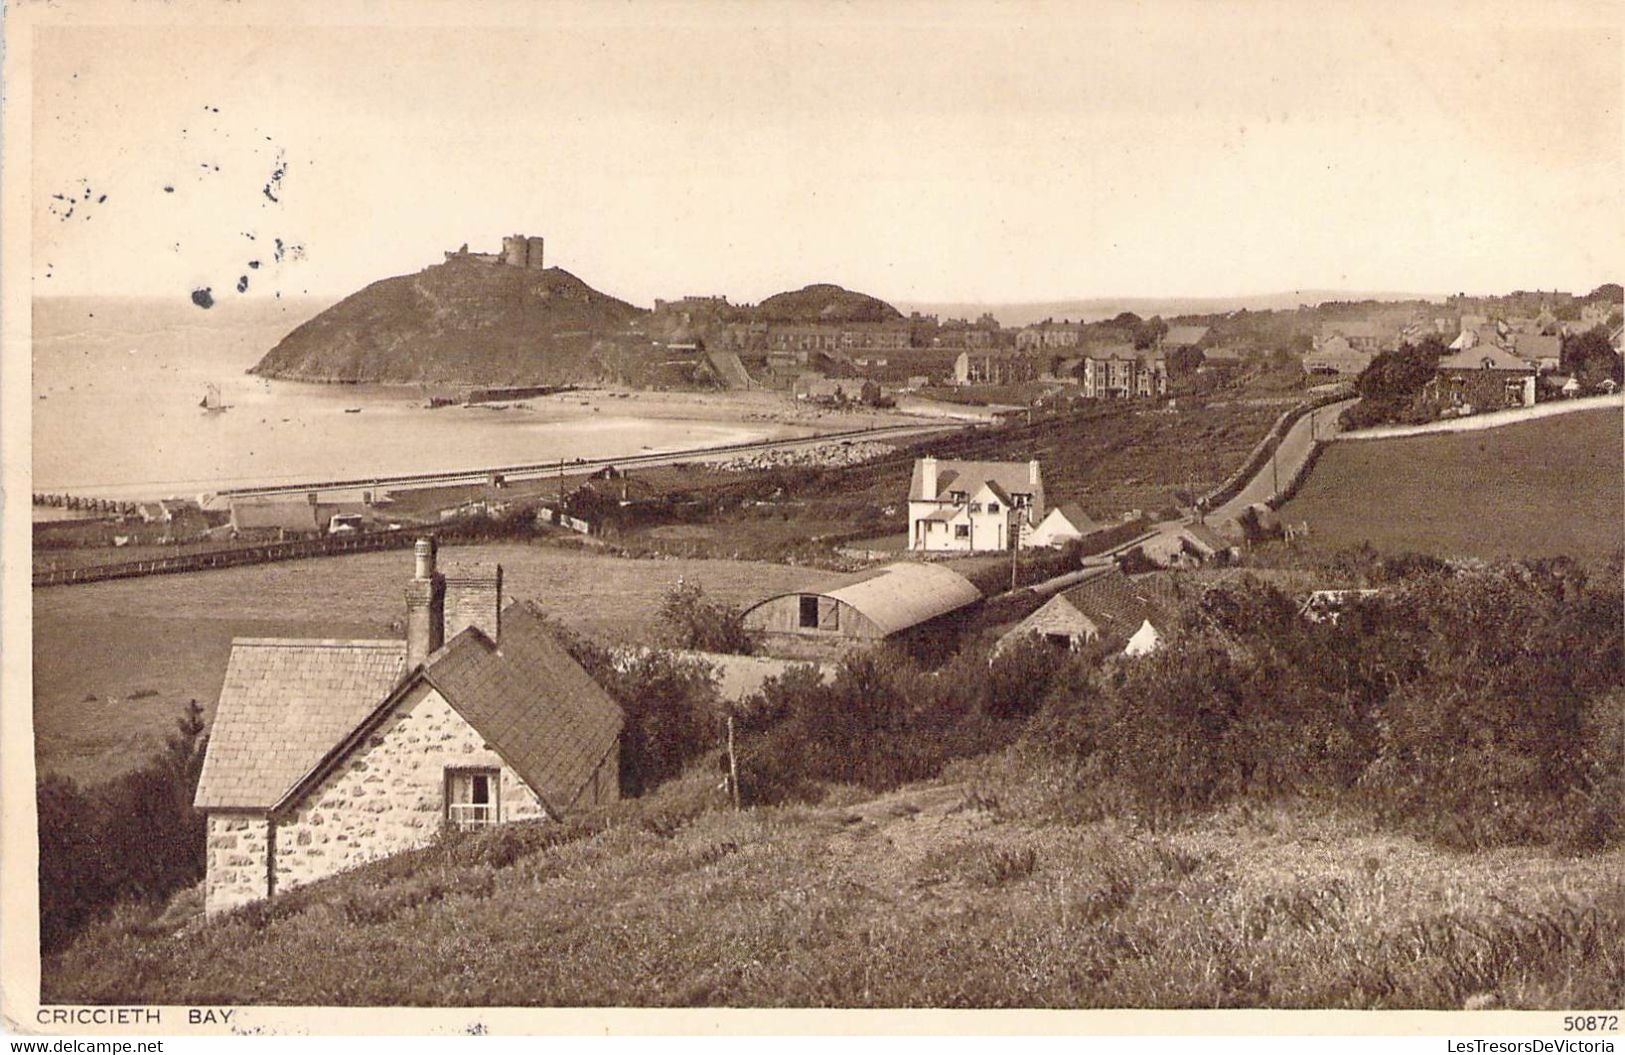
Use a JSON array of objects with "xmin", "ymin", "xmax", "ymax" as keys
[
  {"xmin": 595, "ymin": 650, "xmax": 723, "ymax": 797},
  {"xmin": 1027, "ymin": 560, "xmax": 1623, "ymax": 848},
  {"xmin": 657, "ymin": 579, "xmax": 758, "ymax": 655},
  {"xmin": 736, "ymin": 649, "xmax": 1016, "ymax": 805},
  {"xmin": 38, "ymin": 702, "xmax": 209, "ymax": 953}
]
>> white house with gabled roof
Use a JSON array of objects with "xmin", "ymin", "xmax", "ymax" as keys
[{"xmin": 908, "ymin": 457, "xmax": 1045, "ymax": 552}]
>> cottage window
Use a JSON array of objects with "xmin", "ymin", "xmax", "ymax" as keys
[
  {"xmin": 445, "ymin": 768, "xmax": 499, "ymax": 829},
  {"xmin": 1011, "ymin": 493, "xmax": 1031, "ymax": 508},
  {"xmin": 954, "ymin": 524, "xmax": 970, "ymax": 539},
  {"xmin": 968, "ymin": 502, "xmax": 982, "ymax": 513},
  {"xmin": 987, "ymin": 503, "xmax": 1001, "ymax": 515},
  {"xmin": 950, "ymin": 491, "xmax": 968, "ymax": 505}
]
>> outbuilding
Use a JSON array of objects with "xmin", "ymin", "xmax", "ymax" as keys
[{"xmin": 740, "ymin": 561, "xmax": 983, "ymax": 660}]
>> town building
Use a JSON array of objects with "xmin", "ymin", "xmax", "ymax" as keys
[
  {"xmin": 194, "ymin": 540, "xmax": 622, "ymax": 917},
  {"xmin": 908, "ymin": 457, "xmax": 1046, "ymax": 552},
  {"xmin": 954, "ymin": 349, "xmax": 1039, "ymax": 385},
  {"xmin": 1303, "ymin": 335, "xmax": 1376, "ymax": 377},
  {"xmin": 1015, "ymin": 322, "xmax": 1085, "ymax": 351},
  {"xmin": 740, "ymin": 562, "xmax": 983, "ymax": 660},
  {"xmin": 1425, "ymin": 344, "xmax": 1538, "ymax": 413}
]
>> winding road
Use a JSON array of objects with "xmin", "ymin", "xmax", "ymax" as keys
[{"xmin": 1208, "ymin": 398, "xmax": 1358, "ymax": 525}]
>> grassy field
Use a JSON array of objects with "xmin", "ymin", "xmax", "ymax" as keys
[
  {"xmin": 1281, "ymin": 407, "xmax": 1624, "ymax": 562},
  {"xmin": 32, "ymin": 544, "xmax": 848, "ymax": 785},
  {"xmin": 44, "ymin": 752, "xmax": 1622, "ymax": 1008}
]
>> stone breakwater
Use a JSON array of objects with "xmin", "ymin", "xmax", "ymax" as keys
[{"xmin": 712, "ymin": 441, "xmax": 894, "ymax": 472}]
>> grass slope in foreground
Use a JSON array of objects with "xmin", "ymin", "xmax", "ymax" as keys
[
  {"xmin": 45, "ymin": 756, "xmax": 1622, "ymax": 1008},
  {"xmin": 1281, "ymin": 407, "xmax": 1624, "ymax": 562}
]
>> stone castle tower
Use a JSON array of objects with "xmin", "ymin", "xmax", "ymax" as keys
[{"xmin": 500, "ymin": 234, "xmax": 545, "ymax": 270}]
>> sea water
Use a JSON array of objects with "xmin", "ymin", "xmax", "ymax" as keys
[{"xmin": 31, "ymin": 296, "xmax": 807, "ymax": 501}]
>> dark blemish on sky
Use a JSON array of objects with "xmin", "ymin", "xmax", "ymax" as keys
[
  {"xmin": 191, "ymin": 287, "xmax": 215, "ymax": 309},
  {"xmin": 248, "ymin": 260, "xmax": 260, "ymax": 269},
  {"xmin": 237, "ymin": 275, "xmax": 249, "ymax": 293},
  {"xmin": 164, "ymin": 185, "xmax": 175, "ymax": 193},
  {"xmin": 263, "ymin": 155, "xmax": 287, "ymax": 203},
  {"xmin": 97, "ymin": 194, "xmax": 107, "ymax": 204},
  {"xmin": 274, "ymin": 238, "xmax": 285, "ymax": 261}
]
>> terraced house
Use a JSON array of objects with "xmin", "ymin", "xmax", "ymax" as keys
[{"xmin": 194, "ymin": 540, "xmax": 623, "ymax": 917}]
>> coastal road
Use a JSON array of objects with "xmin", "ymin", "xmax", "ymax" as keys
[
  {"xmin": 210, "ymin": 419, "xmax": 972, "ymax": 502},
  {"xmin": 1209, "ymin": 398, "xmax": 1358, "ymax": 525}
]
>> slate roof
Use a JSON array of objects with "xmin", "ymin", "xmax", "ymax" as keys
[
  {"xmin": 1048, "ymin": 502, "xmax": 1101, "ymax": 534},
  {"xmin": 1180, "ymin": 522, "xmax": 1235, "ymax": 555},
  {"xmin": 1163, "ymin": 325, "xmax": 1209, "ymax": 347},
  {"xmin": 1512, "ymin": 333, "xmax": 1561, "ymax": 362},
  {"xmin": 231, "ymin": 498, "xmax": 327, "ymax": 533},
  {"xmin": 421, "ymin": 603, "xmax": 623, "ymax": 812},
  {"xmin": 1437, "ymin": 343, "xmax": 1536, "ymax": 372},
  {"xmin": 911, "ymin": 458, "xmax": 1041, "ymax": 503},
  {"xmin": 1056, "ymin": 569, "xmax": 1174, "ymax": 651},
  {"xmin": 194, "ymin": 639, "xmax": 408, "ymax": 810}
]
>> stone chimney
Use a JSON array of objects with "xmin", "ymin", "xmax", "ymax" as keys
[
  {"xmin": 443, "ymin": 561, "xmax": 503, "ymax": 644},
  {"xmin": 920, "ymin": 456, "xmax": 938, "ymax": 500},
  {"xmin": 405, "ymin": 538, "xmax": 445, "ymax": 669},
  {"xmin": 1028, "ymin": 459, "xmax": 1041, "ymax": 486}
]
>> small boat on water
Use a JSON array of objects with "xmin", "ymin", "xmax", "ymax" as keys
[{"xmin": 200, "ymin": 383, "xmax": 230, "ymax": 413}]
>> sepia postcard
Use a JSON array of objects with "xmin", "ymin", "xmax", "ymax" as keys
[{"xmin": 2, "ymin": 0, "xmax": 1622, "ymax": 1040}]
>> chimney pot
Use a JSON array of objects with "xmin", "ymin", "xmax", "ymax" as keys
[{"xmin": 921, "ymin": 456, "xmax": 938, "ymax": 501}]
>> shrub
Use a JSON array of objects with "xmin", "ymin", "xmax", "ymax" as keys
[
  {"xmin": 735, "ymin": 648, "xmax": 1016, "ymax": 805},
  {"xmin": 657, "ymin": 579, "xmax": 758, "ymax": 655},
  {"xmin": 596, "ymin": 650, "xmax": 724, "ymax": 797},
  {"xmin": 38, "ymin": 701, "xmax": 209, "ymax": 953}
]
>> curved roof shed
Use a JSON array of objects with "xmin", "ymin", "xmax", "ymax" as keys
[{"xmin": 742, "ymin": 562, "xmax": 983, "ymax": 641}]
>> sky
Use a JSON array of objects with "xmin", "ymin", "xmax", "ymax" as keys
[{"xmin": 26, "ymin": 0, "xmax": 1625, "ymax": 308}]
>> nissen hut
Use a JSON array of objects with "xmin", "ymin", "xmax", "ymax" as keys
[{"xmin": 740, "ymin": 561, "xmax": 983, "ymax": 660}]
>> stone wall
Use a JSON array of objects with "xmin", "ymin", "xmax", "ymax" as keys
[
  {"xmin": 205, "ymin": 811, "xmax": 272, "ymax": 918},
  {"xmin": 270, "ymin": 681, "xmax": 548, "ymax": 896}
]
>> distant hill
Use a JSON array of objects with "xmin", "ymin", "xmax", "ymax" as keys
[
  {"xmin": 897, "ymin": 291, "xmax": 1441, "ymax": 328},
  {"xmin": 755, "ymin": 283, "xmax": 904, "ymax": 324},
  {"xmin": 249, "ymin": 260, "xmax": 647, "ymax": 385}
]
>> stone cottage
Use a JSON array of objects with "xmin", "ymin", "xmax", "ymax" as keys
[
  {"xmin": 996, "ymin": 566, "xmax": 1175, "ymax": 658},
  {"xmin": 194, "ymin": 540, "xmax": 623, "ymax": 917}
]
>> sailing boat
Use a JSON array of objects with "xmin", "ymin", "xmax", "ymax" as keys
[{"xmin": 199, "ymin": 383, "xmax": 230, "ymax": 413}]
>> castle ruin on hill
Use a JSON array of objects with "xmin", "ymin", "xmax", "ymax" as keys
[{"xmin": 444, "ymin": 233, "xmax": 545, "ymax": 270}]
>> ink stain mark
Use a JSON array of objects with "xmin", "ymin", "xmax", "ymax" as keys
[
  {"xmin": 237, "ymin": 275, "xmax": 249, "ymax": 293},
  {"xmin": 164, "ymin": 185, "xmax": 175, "ymax": 193},
  {"xmin": 191, "ymin": 287, "xmax": 215, "ymax": 309},
  {"xmin": 262, "ymin": 153, "xmax": 287, "ymax": 203},
  {"xmin": 248, "ymin": 260, "xmax": 261, "ymax": 269}
]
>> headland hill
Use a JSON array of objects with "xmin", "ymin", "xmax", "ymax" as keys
[{"xmin": 249, "ymin": 232, "xmax": 907, "ymax": 388}]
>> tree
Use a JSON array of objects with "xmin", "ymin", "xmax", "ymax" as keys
[
  {"xmin": 1168, "ymin": 345, "xmax": 1206, "ymax": 377},
  {"xmin": 657, "ymin": 579, "xmax": 758, "ymax": 655},
  {"xmin": 1561, "ymin": 329, "xmax": 1622, "ymax": 389},
  {"xmin": 599, "ymin": 650, "xmax": 722, "ymax": 796},
  {"xmin": 1357, "ymin": 335, "xmax": 1445, "ymax": 404}
]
